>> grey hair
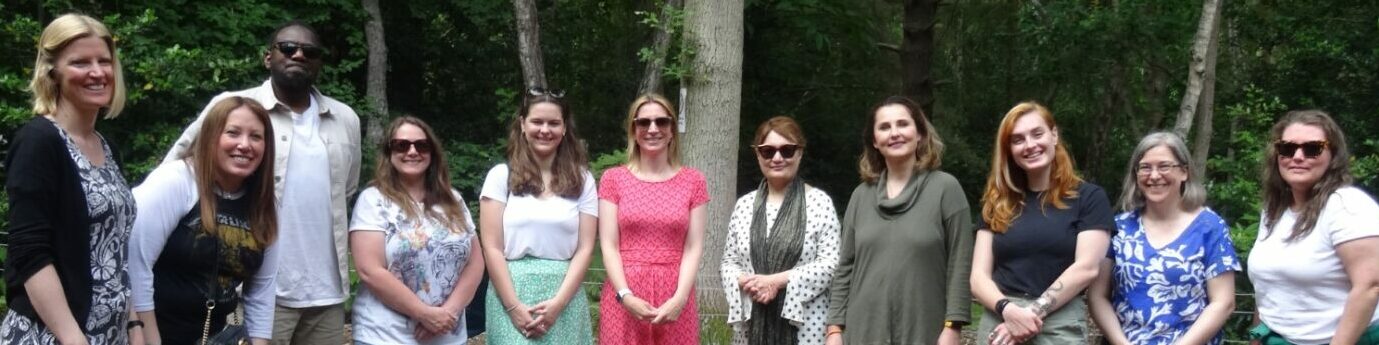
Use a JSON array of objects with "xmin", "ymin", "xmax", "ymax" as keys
[{"xmin": 1117, "ymin": 131, "xmax": 1207, "ymax": 212}]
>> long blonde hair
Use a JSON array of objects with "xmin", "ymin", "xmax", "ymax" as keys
[{"xmin": 980, "ymin": 101, "xmax": 1083, "ymax": 232}]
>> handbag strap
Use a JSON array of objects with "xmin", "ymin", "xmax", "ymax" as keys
[{"xmin": 201, "ymin": 235, "xmax": 224, "ymax": 345}]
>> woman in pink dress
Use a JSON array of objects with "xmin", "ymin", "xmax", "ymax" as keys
[{"xmin": 597, "ymin": 94, "xmax": 709, "ymax": 344}]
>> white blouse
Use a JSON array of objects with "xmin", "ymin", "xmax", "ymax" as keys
[
  {"xmin": 479, "ymin": 164, "xmax": 598, "ymax": 260},
  {"xmin": 1249, "ymin": 186, "xmax": 1379, "ymax": 344},
  {"xmin": 720, "ymin": 186, "xmax": 841, "ymax": 345}
]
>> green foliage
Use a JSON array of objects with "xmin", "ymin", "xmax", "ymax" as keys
[
  {"xmin": 635, "ymin": 2, "xmax": 692, "ymax": 82},
  {"xmin": 590, "ymin": 149, "xmax": 627, "ymax": 179}
]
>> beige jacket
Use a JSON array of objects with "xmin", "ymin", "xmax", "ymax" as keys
[{"xmin": 162, "ymin": 79, "xmax": 362, "ymax": 300}]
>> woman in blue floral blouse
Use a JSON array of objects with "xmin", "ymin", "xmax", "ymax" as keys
[{"xmin": 1088, "ymin": 132, "xmax": 1239, "ymax": 345}]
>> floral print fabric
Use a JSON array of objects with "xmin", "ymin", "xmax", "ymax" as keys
[{"xmin": 1108, "ymin": 208, "xmax": 1239, "ymax": 345}]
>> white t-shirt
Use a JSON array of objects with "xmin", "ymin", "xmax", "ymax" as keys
[
  {"xmin": 274, "ymin": 99, "xmax": 345, "ymax": 306},
  {"xmin": 1248, "ymin": 186, "xmax": 1379, "ymax": 344},
  {"xmin": 349, "ymin": 187, "xmax": 476, "ymax": 344},
  {"xmin": 479, "ymin": 164, "xmax": 598, "ymax": 260}
]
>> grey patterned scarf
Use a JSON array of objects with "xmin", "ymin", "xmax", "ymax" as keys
[{"xmin": 747, "ymin": 178, "xmax": 807, "ymax": 345}]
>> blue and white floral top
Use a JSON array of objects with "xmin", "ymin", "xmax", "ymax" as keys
[{"xmin": 1108, "ymin": 208, "xmax": 1240, "ymax": 345}]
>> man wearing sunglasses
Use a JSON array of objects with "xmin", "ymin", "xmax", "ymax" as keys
[{"xmin": 161, "ymin": 20, "xmax": 361, "ymax": 345}]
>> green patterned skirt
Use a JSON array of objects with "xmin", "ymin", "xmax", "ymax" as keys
[{"xmin": 484, "ymin": 257, "xmax": 593, "ymax": 344}]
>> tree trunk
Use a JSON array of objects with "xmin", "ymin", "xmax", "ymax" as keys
[
  {"xmin": 513, "ymin": 0, "xmax": 548, "ymax": 88},
  {"xmin": 1145, "ymin": 64, "xmax": 1168, "ymax": 130},
  {"xmin": 682, "ymin": 0, "xmax": 743, "ymax": 315},
  {"xmin": 1172, "ymin": 0, "xmax": 1222, "ymax": 139},
  {"xmin": 638, "ymin": 0, "xmax": 684, "ymax": 96},
  {"xmin": 362, "ymin": 0, "xmax": 388, "ymax": 146},
  {"xmin": 1190, "ymin": 6, "xmax": 1222, "ymax": 180},
  {"xmin": 900, "ymin": 0, "xmax": 939, "ymax": 116}
]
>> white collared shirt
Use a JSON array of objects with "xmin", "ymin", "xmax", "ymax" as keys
[{"xmin": 162, "ymin": 79, "xmax": 361, "ymax": 305}]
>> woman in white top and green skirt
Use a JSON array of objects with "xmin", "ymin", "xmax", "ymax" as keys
[{"xmin": 480, "ymin": 89, "xmax": 598, "ymax": 343}]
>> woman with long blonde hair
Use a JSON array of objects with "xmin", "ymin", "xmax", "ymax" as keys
[{"xmin": 971, "ymin": 102, "xmax": 1113, "ymax": 345}]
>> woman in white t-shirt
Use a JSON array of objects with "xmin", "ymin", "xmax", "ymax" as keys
[
  {"xmin": 1249, "ymin": 110, "xmax": 1379, "ymax": 345},
  {"xmin": 479, "ymin": 89, "xmax": 598, "ymax": 343},
  {"xmin": 349, "ymin": 116, "xmax": 485, "ymax": 344}
]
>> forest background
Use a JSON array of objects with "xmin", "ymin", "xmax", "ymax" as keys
[{"xmin": 1, "ymin": 0, "xmax": 1377, "ymax": 343}]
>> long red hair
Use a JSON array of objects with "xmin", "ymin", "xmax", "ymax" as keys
[{"xmin": 980, "ymin": 101, "xmax": 1083, "ymax": 232}]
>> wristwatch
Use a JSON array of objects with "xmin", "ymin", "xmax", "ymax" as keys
[{"xmin": 615, "ymin": 288, "xmax": 634, "ymax": 303}]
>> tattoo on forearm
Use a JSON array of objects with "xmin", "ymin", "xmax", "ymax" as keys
[{"xmin": 1032, "ymin": 281, "xmax": 1063, "ymax": 317}]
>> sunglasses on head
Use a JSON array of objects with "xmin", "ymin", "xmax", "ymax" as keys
[
  {"xmin": 753, "ymin": 144, "xmax": 801, "ymax": 159},
  {"xmin": 527, "ymin": 86, "xmax": 565, "ymax": 98},
  {"xmin": 633, "ymin": 117, "xmax": 673, "ymax": 129},
  {"xmin": 388, "ymin": 139, "xmax": 433, "ymax": 154},
  {"xmin": 1275, "ymin": 140, "xmax": 1328, "ymax": 158},
  {"xmin": 273, "ymin": 41, "xmax": 324, "ymax": 60}
]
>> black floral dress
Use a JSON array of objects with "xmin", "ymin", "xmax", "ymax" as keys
[{"xmin": 0, "ymin": 121, "xmax": 135, "ymax": 344}]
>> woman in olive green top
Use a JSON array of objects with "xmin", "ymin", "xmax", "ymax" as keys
[{"xmin": 825, "ymin": 96, "xmax": 974, "ymax": 345}]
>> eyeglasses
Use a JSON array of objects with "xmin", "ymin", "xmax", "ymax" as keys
[
  {"xmin": 273, "ymin": 41, "xmax": 324, "ymax": 60},
  {"xmin": 633, "ymin": 117, "xmax": 673, "ymax": 129},
  {"xmin": 1275, "ymin": 140, "xmax": 1328, "ymax": 158},
  {"xmin": 1136, "ymin": 162, "xmax": 1183, "ymax": 176},
  {"xmin": 527, "ymin": 86, "xmax": 565, "ymax": 98},
  {"xmin": 388, "ymin": 139, "xmax": 433, "ymax": 154},
  {"xmin": 753, "ymin": 144, "xmax": 801, "ymax": 159}
]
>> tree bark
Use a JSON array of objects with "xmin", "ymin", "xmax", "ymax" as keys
[
  {"xmin": 362, "ymin": 0, "xmax": 388, "ymax": 146},
  {"xmin": 1172, "ymin": 0, "xmax": 1222, "ymax": 139},
  {"xmin": 513, "ymin": 0, "xmax": 548, "ymax": 88},
  {"xmin": 1190, "ymin": 6, "xmax": 1222, "ymax": 180},
  {"xmin": 682, "ymin": 0, "xmax": 743, "ymax": 314},
  {"xmin": 638, "ymin": 0, "xmax": 684, "ymax": 96},
  {"xmin": 900, "ymin": 0, "xmax": 939, "ymax": 116}
]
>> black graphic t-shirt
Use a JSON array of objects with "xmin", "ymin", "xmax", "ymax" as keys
[{"xmin": 151, "ymin": 194, "xmax": 265, "ymax": 344}]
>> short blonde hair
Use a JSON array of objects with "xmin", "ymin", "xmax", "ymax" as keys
[
  {"xmin": 624, "ymin": 94, "xmax": 682, "ymax": 170},
  {"xmin": 30, "ymin": 13, "xmax": 126, "ymax": 118}
]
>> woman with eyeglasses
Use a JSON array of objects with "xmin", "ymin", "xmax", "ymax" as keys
[
  {"xmin": 1086, "ymin": 132, "xmax": 1239, "ymax": 345},
  {"xmin": 824, "ymin": 96, "xmax": 973, "ymax": 345},
  {"xmin": 598, "ymin": 94, "xmax": 709, "ymax": 345},
  {"xmin": 721, "ymin": 116, "xmax": 840, "ymax": 345},
  {"xmin": 479, "ymin": 89, "xmax": 596, "ymax": 343},
  {"xmin": 972, "ymin": 101, "xmax": 1113, "ymax": 345},
  {"xmin": 348, "ymin": 117, "xmax": 485, "ymax": 344},
  {"xmin": 1247, "ymin": 110, "xmax": 1379, "ymax": 345},
  {"xmin": 2, "ymin": 14, "xmax": 139, "ymax": 345}
]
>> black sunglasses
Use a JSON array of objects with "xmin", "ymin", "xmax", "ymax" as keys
[
  {"xmin": 388, "ymin": 139, "xmax": 433, "ymax": 154},
  {"xmin": 527, "ymin": 86, "xmax": 565, "ymax": 98},
  {"xmin": 273, "ymin": 41, "xmax": 324, "ymax": 60},
  {"xmin": 633, "ymin": 117, "xmax": 673, "ymax": 129},
  {"xmin": 1275, "ymin": 140, "xmax": 1328, "ymax": 158},
  {"xmin": 753, "ymin": 144, "xmax": 801, "ymax": 159}
]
